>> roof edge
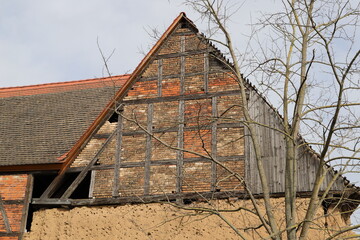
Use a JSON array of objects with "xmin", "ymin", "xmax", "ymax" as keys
[
  {"xmin": 0, "ymin": 163, "xmax": 62, "ymax": 172},
  {"xmin": 0, "ymin": 74, "xmax": 130, "ymax": 98}
]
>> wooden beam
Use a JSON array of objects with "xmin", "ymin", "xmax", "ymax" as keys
[
  {"xmin": 176, "ymin": 100, "xmax": 185, "ymax": 194},
  {"xmin": 157, "ymin": 59, "xmax": 163, "ymax": 97},
  {"xmin": 172, "ymin": 31, "xmax": 198, "ymax": 36},
  {"xmin": 180, "ymin": 35, "xmax": 185, "ymax": 95},
  {"xmin": 33, "ymin": 191, "xmax": 247, "ymax": 206},
  {"xmin": 33, "ymin": 190, "xmax": 340, "ymax": 207},
  {"xmin": 138, "ymin": 69, "xmax": 221, "ymax": 82},
  {"xmin": 154, "ymin": 49, "xmax": 207, "ymax": 60},
  {"xmin": 95, "ymin": 122, "xmax": 244, "ymax": 139},
  {"xmin": 2, "ymin": 200, "xmax": 23, "ymax": 204},
  {"xmin": 211, "ymin": 96, "xmax": 218, "ymax": 191},
  {"xmin": 144, "ymin": 103, "xmax": 153, "ymax": 195},
  {"xmin": 88, "ymin": 170, "xmax": 96, "ymax": 198},
  {"xmin": 112, "ymin": 112, "xmax": 123, "ymax": 197},
  {"xmin": 60, "ymin": 129, "xmax": 118, "ymax": 199},
  {"xmin": 0, "ymin": 192, "xmax": 11, "ymax": 233},
  {"xmin": 67, "ymin": 155, "xmax": 245, "ymax": 172},
  {"xmin": 0, "ymin": 232, "xmax": 19, "ymax": 237},
  {"xmin": 19, "ymin": 174, "xmax": 34, "ymax": 239},
  {"xmin": 204, "ymin": 52, "xmax": 209, "ymax": 93},
  {"xmin": 123, "ymin": 90, "xmax": 241, "ymax": 105}
]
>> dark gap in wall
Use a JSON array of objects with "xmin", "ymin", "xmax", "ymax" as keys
[
  {"xmin": 108, "ymin": 112, "xmax": 118, "ymax": 123},
  {"xmin": 50, "ymin": 172, "xmax": 78, "ymax": 198},
  {"xmin": 70, "ymin": 172, "xmax": 91, "ymax": 199},
  {"xmin": 32, "ymin": 172, "xmax": 57, "ymax": 198},
  {"xmin": 48, "ymin": 172, "xmax": 91, "ymax": 199},
  {"xmin": 28, "ymin": 172, "xmax": 57, "ymax": 232}
]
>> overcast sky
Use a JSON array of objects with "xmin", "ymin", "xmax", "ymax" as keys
[{"xmin": 0, "ymin": 0, "xmax": 273, "ymax": 88}]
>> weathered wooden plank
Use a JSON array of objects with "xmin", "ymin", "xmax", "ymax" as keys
[
  {"xmin": 2, "ymin": 200, "xmax": 23, "ymax": 204},
  {"xmin": 88, "ymin": 170, "xmax": 96, "ymax": 198},
  {"xmin": 115, "ymin": 122, "xmax": 245, "ymax": 137},
  {"xmin": 211, "ymin": 96, "xmax": 217, "ymax": 191},
  {"xmin": 172, "ymin": 31, "xmax": 198, "ymax": 36},
  {"xmin": 112, "ymin": 112, "xmax": 123, "ymax": 197},
  {"xmin": 144, "ymin": 103, "xmax": 153, "ymax": 195},
  {"xmin": 157, "ymin": 59, "xmax": 163, "ymax": 97},
  {"xmin": 33, "ymin": 190, "xmax": 247, "ymax": 206},
  {"xmin": 204, "ymin": 52, "xmax": 209, "ymax": 93},
  {"xmin": 0, "ymin": 232, "xmax": 19, "ymax": 237},
  {"xmin": 0, "ymin": 192, "xmax": 11, "ymax": 232},
  {"xmin": 19, "ymin": 174, "xmax": 34, "ymax": 238},
  {"xmin": 33, "ymin": 190, "xmax": 337, "ymax": 207},
  {"xmin": 154, "ymin": 49, "xmax": 207, "ymax": 60},
  {"xmin": 60, "ymin": 129, "xmax": 118, "ymax": 199},
  {"xmin": 123, "ymin": 90, "xmax": 241, "ymax": 105},
  {"xmin": 68, "ymin": 155, "xmax": 245, "ymax": 172},
  {"xmin": 180, "ymin": 35, "xmax": 185, "ymax": 95},
  {"xmin": 176, "ymin": 100, "xmax": 185, "ymax": 193},
  {"xmin": 138, "ymin": 69, "xmax": 227, "ymax": 82}
]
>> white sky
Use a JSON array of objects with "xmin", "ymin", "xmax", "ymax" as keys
[
  {"xmin": 0, "ymin": 0, "xmax": 267, "ymax": 88},
  {"xmin": 1, "ymin": 0, "xmax": 359, "ymax": 226}
]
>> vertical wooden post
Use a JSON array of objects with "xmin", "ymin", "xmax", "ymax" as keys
[
  {"xmin": 244, "ymin": 91, "xmax": 253, "ymax": 191},
  {"xmin": 211, "ymin": 96, "xmax": 218, "ymax": 191},
  {"xmin": 204, "ymin": 51, "xmax": 209, "ymax": 93},
  {"xmin": 157, "ymin": 59, "xmax": 163, "ymax": 97},
  {"xmin": 180, "ymin": 35, "xmax": 186, "ymax": 95},
  {"xmin": 176, "ymin": 100, "xmax": 185, "ymax": 195},
  {"xmin": 19, "ymin": 174, "xmax": 34, "ymax": 239},
  {"xmin": 88, "ymin": 170, "xmax": 96, "ymax": 198},
  {"xmin": 144, "ymin": 103, "xmax": 153, "ymax": 195},
  {"xmin": 112, "ymin": 111, "xmax": 123, "ymax": 197},
  {"xmin": 177, "ymin": 35, "xmax": 186, "ymax": 197}
]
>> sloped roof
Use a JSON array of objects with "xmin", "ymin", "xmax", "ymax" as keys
[{"xmin": 0, "ymin": 75, "xmax": 129, "ymax": 167}]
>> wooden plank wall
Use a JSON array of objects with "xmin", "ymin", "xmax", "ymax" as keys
[{"xmin": 245, "ymin": 89, "xmax": 344, "ymax": 194}]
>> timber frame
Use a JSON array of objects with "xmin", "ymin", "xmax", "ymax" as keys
[{"xmin": 32, "ymin": 13, "xmax": 358, "ymax": 213}]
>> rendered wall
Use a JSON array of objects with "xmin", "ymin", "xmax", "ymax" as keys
[{"xmin": 24, "ymin": 198, "xmax": 352, "ymax": 240}]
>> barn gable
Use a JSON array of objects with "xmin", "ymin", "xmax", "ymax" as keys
[
  {"xmin": 33, "ymin": 13, "xmax": 354, "ymax": 206},
  {"xmin": 36, "ymin": 12, "xmax": 246, "ymax": 203}
]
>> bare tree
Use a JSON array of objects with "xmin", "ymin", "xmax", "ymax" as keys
[{"xmin": 177, "ymin": 0, "xmax": 360, "ymax": 239}]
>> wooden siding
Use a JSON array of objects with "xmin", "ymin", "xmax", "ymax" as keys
[{"xmin": 245, "ymin": 88, "xmax": 344, "ymax": 194}]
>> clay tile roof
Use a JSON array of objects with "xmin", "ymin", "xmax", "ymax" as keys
[{"xmin": 0, "ymin": 75, "xmax": 129, "ymax": 166}]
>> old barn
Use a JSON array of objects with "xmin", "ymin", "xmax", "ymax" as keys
[{"xmin": 0, "ymin": 13, "xmax": 359, "ymax": 239}]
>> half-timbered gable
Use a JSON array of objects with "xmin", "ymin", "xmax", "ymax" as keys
[
  {"xmin": 32, "ymin": 13, "xmax": 354, "ymax": 206},
  {"xmin": 64, "ymin": 14, "xmax": 245, "ymax": 200}
]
